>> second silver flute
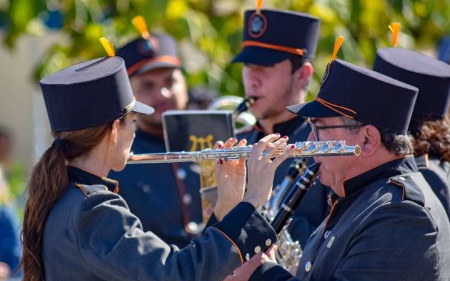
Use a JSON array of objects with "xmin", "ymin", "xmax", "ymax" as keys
[{"xmin": 127, "ymin": 141, "xmax": 361, "ymax": 164}]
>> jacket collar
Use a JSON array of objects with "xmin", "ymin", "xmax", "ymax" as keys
[
  {"xmin": 68, "ymin": 166, "xmax": 119, "ymax": 193},
  {"xmin": 254, "ymin": 115, "xmax": 308, "ymax": 136},
  {"xmin": 342, "ymin": 155, "xmax": 418, "ymax": 197}
]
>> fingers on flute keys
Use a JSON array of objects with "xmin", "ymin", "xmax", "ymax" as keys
[
  {"xmin": 215, "ymin": 138, "xmax": 239, "ymax": 164},
  {"xmin": 250, "ymin": 134, "xmax": 290, "ymax": 163}
]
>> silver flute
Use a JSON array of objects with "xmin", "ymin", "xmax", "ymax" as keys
[{"xmin": 127, "ymin": 141, "xmax": 361, "ymax": 164}]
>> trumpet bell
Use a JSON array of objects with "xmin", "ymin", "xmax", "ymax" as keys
[{"xmin": 207, "ymin": 95, "xmax": 256, "ymax": 129}]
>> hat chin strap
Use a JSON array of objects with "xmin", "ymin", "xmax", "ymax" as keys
[
  {"xmin": 242, "ymin": 41, "xmax": 305, "ymax": 56},
  {"xmin": 315, "ymin": 97, "xmax": 357, "ymax": 119}
]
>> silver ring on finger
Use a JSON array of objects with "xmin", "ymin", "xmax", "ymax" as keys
[{"xmin": 262, "ymin": 150, "xmax": 272, "ymax": 158}]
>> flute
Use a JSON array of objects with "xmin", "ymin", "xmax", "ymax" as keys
[{"xmin": 127, "ymin": 141, "xmax": 361, "ymax": 164}]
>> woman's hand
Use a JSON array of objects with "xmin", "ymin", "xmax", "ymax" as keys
[
  {"xmin": 245, "ymin": 134, "xmax": 295, "ymax": 208},
  {"xmin": 0, "ymin": 262, "xmax": 10, "ymax": 280},
  {"xmin": 214, "ymin": 138, "xmax": 247, "ymax": 220},
  {"xmin": 221, "ymin": 246, "xmax": 278, "ymax": 281}
]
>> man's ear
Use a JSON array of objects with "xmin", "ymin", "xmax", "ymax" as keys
[
  {"xmin": 293, "ymin": 62, "xmax": 313, "ymax": 90},
  {"xmin": 359, "ymin": 125, "xmax": 382, "ymax": 157}
]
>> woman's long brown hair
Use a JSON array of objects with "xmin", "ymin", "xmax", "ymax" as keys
[
  {"xmin": 21, "ymin": 121, "xmax": 115, "ymax": 281},
  {"xmin": 413, "ymin": 116, "xmax": 450, "ymax": 162}
]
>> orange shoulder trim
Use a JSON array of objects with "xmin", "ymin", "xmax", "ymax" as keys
[{"xmin": 75, "ymin": 183, "xmax": 88, "ymax": 196}]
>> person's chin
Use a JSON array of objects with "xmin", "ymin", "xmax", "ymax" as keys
[
  {"xmin": 317, "ymin": 165, "xmax": 331, "ymax": 186},
  {"xmin": 111, "ymin": 162, "xmax": 127, "ymax": 172},
  {"xmin": 251, "ymin": 108, "xmax": 269, "ymax": 120}
]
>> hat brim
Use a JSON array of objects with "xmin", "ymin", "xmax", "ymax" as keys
[
  {"xmin": 132, "ymin": 100, "xmax": 154, "ymax": 115},
  {"xmin": 134, "ymin": 60, "xmax": 180, "ymax": 76},
  {"xmin": 232, "ymin": 46, "xmax": 292, "ymax": 66},
  {"xmin": 286, "ymin": 100, "xmax": 341, "ymax": 118}
]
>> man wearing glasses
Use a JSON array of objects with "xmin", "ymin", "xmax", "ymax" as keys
[
  {"xmin": 249, "ymin": 59, "xmax": 450, "ymax": 281},
  {"xmin": 307, "ymin": 119, "xmax": 364, "ymax": 142}
]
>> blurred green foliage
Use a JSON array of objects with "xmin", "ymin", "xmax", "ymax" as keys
[
  {"xmin": 1, "ymin": 162, "xmax": 26, "ymax": 218},
  {"xmin": 1, "ymin": 0, "xmax": 450, "ymax": 98}
]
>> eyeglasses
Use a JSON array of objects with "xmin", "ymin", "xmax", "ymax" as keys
[{"xmin": 308, "ymin": 119, "xmax": 364, "ymax": 141}]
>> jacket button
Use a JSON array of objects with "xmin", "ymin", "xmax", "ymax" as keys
[
  {"xmin": 305, "ymin": 261, "xmax": 312, "ymax": 272},
  {"xmin": 183, "ymin": 193, "xmax": 192, "ymax": 205},
  {"xmin": 254, "ymin": 246, "xmax": 261, "ymax": 254},
  {"xmin": 265, "ymin": 239, "xmax": 272, "ymax": 246},
  {"xmin": 177, "ymin": 168, "xmax": 187, "ymax": 180}
]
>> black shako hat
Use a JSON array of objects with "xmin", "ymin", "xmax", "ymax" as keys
[
  {"xmin": 287, "ymin": 59, "xmax": 419, "ymax": 134},
  {"xmin": 374, "ymin": 48, "xmax": 450, "ymax": 133},
  {"xmin": 232, "ymin": 9, "xmax": 320, "ymax": 66},
  {"xmin": 40, "ymin": 56, "xmax": 154, "ymax": 132},
  {"xmin": 117, "ymin": 33, "xmax": 181, "ymax": 77}
]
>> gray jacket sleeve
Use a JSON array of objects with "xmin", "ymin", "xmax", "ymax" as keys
[
  {"xmin": 251, "ymin": 201, "xmax": 439, "ymax": 281},
  {"xmin": 75, "ymin": 190, "xmax": 276, "ymax": 281}
]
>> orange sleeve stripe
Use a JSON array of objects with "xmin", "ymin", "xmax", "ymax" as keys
[
  {"xmin": 315, "ymin": 98, "xmax": 355, "ymax": 119},
  {"xmin": 213, "ymin": 227, "xmax": 244, "ymax": 264},
  {"xmin": 242, "ymin": 41, "xmax": 304, "ymax": 56},
  {"xmin": 127, "ymin": 56, "xmax": 181, "ymax": 76}
]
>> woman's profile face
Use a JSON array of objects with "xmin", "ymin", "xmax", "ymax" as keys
[{"xmin": 109, "ymin": 112, "xmax": 136, "ymax": 172}]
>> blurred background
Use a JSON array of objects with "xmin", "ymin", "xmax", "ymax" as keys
[
  {"xmin": 0, "ymin": 0, "xmax": 450, "ymax": 222},
  {"xmin": 0, "ymin": 0, "xmax": 449, "ymax": 279}
]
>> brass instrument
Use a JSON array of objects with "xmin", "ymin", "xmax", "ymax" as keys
[
  {"xmin": 207, "ymin": 96, "xmax": 256, "ymax": 129},
  {"xmin": 127, "ymin": 141, "xmax": 361, "ymax": 164}
]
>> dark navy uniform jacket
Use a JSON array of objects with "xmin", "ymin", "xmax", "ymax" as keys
[
  {"xmin": 0, "ymin": 205, "xmax": 22, "ymax": 277},
  {"xmin": 251, "ymin": 156, "xmax": 450, "ymax": 281},
  {"xmin": 416, "ymin": 154, "xmax": 450, "ymax": 219},
  {"xmin": 109, "ymin": 129, "xmax": 203, "ymax": 248},
  {"xmin": 42, "ymin": 166, "xmax": 277, "ymax": 281},
  {"xmin": 238, "ymin": 116, "xmax": 330, "ymax": 247}
]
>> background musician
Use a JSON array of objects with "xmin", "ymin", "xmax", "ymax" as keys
[
  {"xmin": 374, "ymin": 47, "xmax": 450, "ymax": 218},
  {"xmin": 233, "ymin": 6, "xmax": 329, "ymax": 248},
  {"xmin": 110, "ymin": 20, "xmax": 203, "ymax": 247}
]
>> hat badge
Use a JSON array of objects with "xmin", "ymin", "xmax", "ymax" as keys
[
  {"xmin": 248, "ymin": 12, "xmax": 267, "ymax": 38},
  {"xmin": 138, "ymin": 37, "xmax": 159, "ymax": 56},
  {"xmin": 321, "ymin": 36, "xmax": 345, "ymax": 88},
  {"xmin": 132, "ymin": 15, "xmax": 160, "ymax": 56}
]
